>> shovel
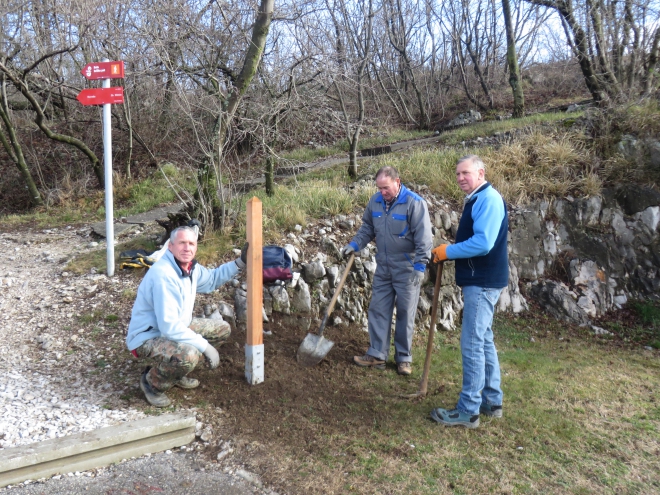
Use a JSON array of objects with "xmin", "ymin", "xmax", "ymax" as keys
[
  {"xmin": 401, "ymin": 261, "xmax": 444, "ymax": 399},
  {"xmin": 297, "ymin": 253, "xmax": 355, "ymax": 367}
]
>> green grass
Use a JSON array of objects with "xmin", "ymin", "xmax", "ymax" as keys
[
  {"xmin": 599, "ymin": 300, "xmax": 660, "ymax": 349},
  {"xmin": 66, "ymin": 235, "xmax": 158, "ymax": 275},
  {"xmin": 231, "ymin": 179, "xmax": 376, "ymax": 240},
  {"xmin": 435, "ymin": 111, "xmax": 579, "ymax": 145},
  {"xmin": 1, "ymin": 163, "xmax": 192, "ymax": 229},
  {"xmin": 277, "ymin": 313, "xmax": 660, "ymax": 494}
]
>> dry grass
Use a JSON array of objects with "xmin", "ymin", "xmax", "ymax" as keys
[{"xmin": 374, "ymin": 126, "xmax": 606, "ymax": 206}]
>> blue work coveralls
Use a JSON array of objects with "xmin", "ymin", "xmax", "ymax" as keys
[{"xmin": 348, "ymin": 184, "xmax": 432, "ymax": 363}]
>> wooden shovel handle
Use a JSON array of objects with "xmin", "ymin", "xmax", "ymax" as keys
[
  {"xmin": 318, "ymin": 253, "xmax": 355, "ymax": 337},
  {"xmin": 418, "ymin": 261, "xmax": 444, "ymax": 396}
]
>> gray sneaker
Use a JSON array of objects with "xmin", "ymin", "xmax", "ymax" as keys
[
  {"xmin": 480, "ymin": 404, "xmax": 503, "ymax": 418},
  {"xmin": 430, "ymin": 408, "xmax": 480, "ymax": 428},
  {"xmin": 140, "ymin": 369, "xmax": 171, "ymax": 407},
  {"xmin": 353, "ymin": 354, "xmax": 386, "ymax": 370},
  {"xmin": 174, "ymin": 376, "xmax": 200, "ymax": 389}
]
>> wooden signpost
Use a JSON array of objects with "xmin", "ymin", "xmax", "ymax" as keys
[{"xmin": 245, "ymin": 197, "xmax": 264, "ymax": 385}]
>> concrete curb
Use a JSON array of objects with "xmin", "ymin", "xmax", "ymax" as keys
[{"xmin": 0, "ymin": 413, "xmax": 195, "ymax": 487}]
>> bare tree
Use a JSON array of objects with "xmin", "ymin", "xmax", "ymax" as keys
[
  {"xmin": 324, "ymin": 0, "xmax": 375, "ymax": 178},
  {"xmin": 502, "ymin": 0, "xmax": 524, "ymax": 116}
]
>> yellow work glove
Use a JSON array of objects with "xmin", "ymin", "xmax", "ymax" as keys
[{"xmin": 431, "ymin": 244, "xmax": 449, "ymax": 263}]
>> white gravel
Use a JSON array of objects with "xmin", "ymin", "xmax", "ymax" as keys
[
  {"xmin": 0, "ymin": 227, "xmax": 147, "ymax": 450},
  {"xmin": 0, "ymin": 369, "xmax": 144, "ymax": 448}
]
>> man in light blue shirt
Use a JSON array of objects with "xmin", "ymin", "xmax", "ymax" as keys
[
  {"xmin": 430, "ymin": 155, "xmax": 508, "ymax": 428},
  {"xmin": 127, "ymin": 226, "xmax": 247, "ymax": 407}
]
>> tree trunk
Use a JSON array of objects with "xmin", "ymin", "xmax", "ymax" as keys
[
  {"xmin": 0, "ymin": 77, "xmax": 43, "ymax": 207},
  {"xmin": 0, "ymin": 61, "xmax": 104, "ymax": 187},
  {"xmin": 524, "ymin": 0, "xmax": 607, "ymax": 102},
  {"xmin": 586, "ymin": 0, "xmax": 621, "ymax": 96},
  {"xmin": 502, "ymin": 0, "xmax": 525, "ymax": 117},
  {"xmin": 265, "ymin": 154, "xmax": 275, "ymax": 196},
  {"xmin": 643, "ymin": 28, "xmax": 660, "ymax": 95},
  {"xmin": 196, "ymin": 0, "xmax": 274, "ymax": 226}
]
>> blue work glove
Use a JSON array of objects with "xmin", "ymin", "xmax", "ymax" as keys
[
  {"xmin": 408, "ymin": 270, "xmax": 424, "ymax": 286},
  {"xmin": 340, "ymin": 244, "xmax": 355, "ymax": 258}
]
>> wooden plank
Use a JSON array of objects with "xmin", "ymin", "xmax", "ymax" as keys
[
  {"xmin": 246, "ymin": 197, "xmax": 263, "ymax": 347},
  {"xmin": 245, "ymin": 197, "xmax": 264, "ymax": 385},
  {"xmin": 0, "ymin": 413, "xmax": 195, "ymax": 487}
]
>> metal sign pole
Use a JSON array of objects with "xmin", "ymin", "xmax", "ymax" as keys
[{"xmin": 102, "ymin": 59, "xmax": 115, "ymax": 277}]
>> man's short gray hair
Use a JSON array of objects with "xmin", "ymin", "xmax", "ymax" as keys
[
  {"xmin": 170, "ymin": 226, "xmax": 199, "ymax": 243},
  {"xmin": 375, "ymin": 166, "xmax": 400, "ymax": 181},
  {"xmin": 457, "ymin": 154, "xmax": 485, "ymax": 172}
]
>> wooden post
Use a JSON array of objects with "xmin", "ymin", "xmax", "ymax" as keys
[{"xmin": 245, "ymin": 197, "xmax": 264, "ymax": 385}]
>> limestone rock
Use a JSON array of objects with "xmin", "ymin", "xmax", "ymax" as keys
[
  {"xmin": 614, "ymin": 184, "xmax": 660, "ymax": 216},
  {"xmin": 234, "ymin": 289, "xmax": 247, "ymax": 323},
  {"xmin": 321, "ymin": 237, "xmax": 341, "ymax": 259},
  {"xmin": 634, "ymin": 206, "xmax": 660, "ymax": 232},
  {"xmin": 269, "ymin": 285, "xmax": 291, "ymax": 314},
  {"xmin": 326, "ymin": 266, "xmax": 339, "ymax": 288},
  {"xmin": 263, "ymin": 287, "xmax": 273, "ymax": 316},
  {"xmin": 531, "ymin": 280, "xmax": 589, "ymax": 325},
  {"xmin": 302, "ymin": 261, "xmax": 326, "ymax": 282},
  {"xmin": 291, "ymin": 278, "xmax": 312, "ymax": 313},
  {"xmin": 284, "ymin": 244, "xmax": 299, "ymax": 263}
]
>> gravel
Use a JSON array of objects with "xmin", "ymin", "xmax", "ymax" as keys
[
  {"xmin": 1, "ymin": 450, "xmax": 270, "ymax": 494},
  {"xmin": 0, "ymin": 228, "xmax": 145, "ymax": 449}
]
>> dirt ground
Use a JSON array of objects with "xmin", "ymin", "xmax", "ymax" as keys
[{"xmin": 147, "ymin": 309, "xmax": 396, "ymax": 494}]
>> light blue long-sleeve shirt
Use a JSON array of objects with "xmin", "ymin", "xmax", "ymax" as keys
[{"xmin": 126, "ymin": 249, "xmax": 239, "ymax": 353}]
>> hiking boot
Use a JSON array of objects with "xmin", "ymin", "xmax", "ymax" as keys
[
  {"xmin": 140, "ymin": 369, "xmax": 171, "ymax": 407},
  {"xmin": 397, "ymin": 362, "xmax": 412, "ymax": 376},
  {"xmin": 480, "ymin": 403, "xmax": 503, "ymax": 418},
  {"xmin": 430, "ymin": 407, "xmax": 480, "ymax": 429},
  {"xmin": 353, "ymin": 354, "xmax": 385, "ymax": 370},
  {"xmin": 174, "ymin": 376, "xmax": 200, "ymax": 389}
]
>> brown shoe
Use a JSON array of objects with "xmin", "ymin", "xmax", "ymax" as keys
[
  {"xmin": 353, "ymin": 354, "xmax": 385, "ymax": 370},
  {"xmin": 397, "ymin": 362, "xmax": 412, "ymax": 376}
]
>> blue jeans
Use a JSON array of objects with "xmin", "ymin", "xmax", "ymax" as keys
[{"xmin": 456, "ymin": 286, "xmax": 503, "ymax": 415}]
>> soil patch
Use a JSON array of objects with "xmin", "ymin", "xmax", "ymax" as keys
[{"xmin": 161, "ymin": 314, "xmax": 415, "ymax": 494}]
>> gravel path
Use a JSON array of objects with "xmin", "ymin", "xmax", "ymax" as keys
[
  {"xmin": 0, "ymin": 226, "xmax": 275, "ymax": 494},
  {"xmin": 0, "ymin": 227, "xmax": 146, "ymax": 448},
  {"xmin": 2, "ymin": 450, "xmax": 267, "ymax": 494}
]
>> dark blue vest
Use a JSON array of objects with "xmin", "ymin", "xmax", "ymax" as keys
[{"xmin": 454, "ymin": 185, "xmax": 509, "ymax": 288}]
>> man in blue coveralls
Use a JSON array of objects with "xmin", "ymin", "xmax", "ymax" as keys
[
  {"xmin": 430, "ymin": 155, "xmax": 509, "ymax": 428},
  {"xmin": 341, "ymin": 166, "xmax": 432, "ymax": 376}
]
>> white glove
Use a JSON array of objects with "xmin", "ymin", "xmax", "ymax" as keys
[
  {"xmin": 340, "ymin": 244, "xmax": 355, "ymax": 258},
  {"xmin": 408, "ymin": 270, "xmax": 424, "ymax": 286},
  {"xmin": 203, "ymin": 344, "xmax": 220, "ymax": 369}
]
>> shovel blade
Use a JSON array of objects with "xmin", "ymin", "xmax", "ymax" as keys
[{"xmin": 296, "ymin": 333, "xmax": 334, "ymax": 367}]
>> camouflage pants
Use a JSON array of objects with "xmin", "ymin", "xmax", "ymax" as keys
[{"xmin": 135, "ymin": 317, "xmax": 231, "ymax": 392}]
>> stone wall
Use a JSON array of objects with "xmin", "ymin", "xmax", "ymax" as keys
[{"xmin": 207, "ymin": 184, "xmax": 660, "ymax": 335}]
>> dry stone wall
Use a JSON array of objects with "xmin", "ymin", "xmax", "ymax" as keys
[{"xmin": 210, "ymin": 183, "xmax": 660, "ymax": 335}]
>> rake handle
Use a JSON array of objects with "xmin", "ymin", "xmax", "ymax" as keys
[
  {"xmin": 317, "ymin": 253, "xmax": 355, "ymax": 338},
  {"xmin": 418, "ymin": 261, "xmax": 444, "ymax": 397}
]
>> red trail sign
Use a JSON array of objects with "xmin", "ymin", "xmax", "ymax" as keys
[
  {"xmin": 76, "ymin": 87, "xmax": 124, "ymax": 106},
  {"xmin": 81, "ymin": 61, "xmax": 125, "ymax": 80}
]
